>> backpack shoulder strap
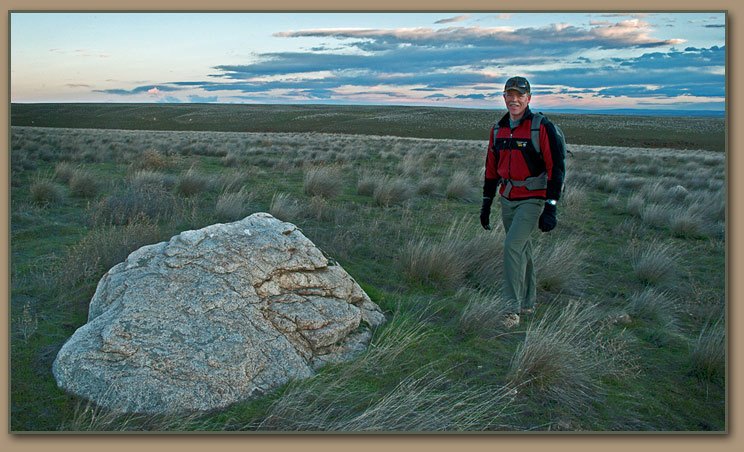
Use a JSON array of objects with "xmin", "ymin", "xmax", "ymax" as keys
[{"xmin": 531, "ymin": 113, "xmax": 543, "ymax": 155}]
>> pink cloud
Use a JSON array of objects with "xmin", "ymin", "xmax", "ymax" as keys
[{"xmin": 435, "ymin": 14, "xmax": 471, "ymax": 24}]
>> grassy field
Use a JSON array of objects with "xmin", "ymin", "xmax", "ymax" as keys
[
  {"xmin": 9, "ymin": 104, "xmax": 726, "ymax": 432},
  {"xmin": 11, "ymin": 103, "xmax": 725, "ymax": 152}
]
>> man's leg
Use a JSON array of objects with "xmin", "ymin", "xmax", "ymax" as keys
[{"xmin": 500, "ymin": 197, "xmax": 542, "ymax": 314}]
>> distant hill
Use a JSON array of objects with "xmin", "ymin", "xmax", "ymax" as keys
[
  {"xmin": 10, "ymin": 103, "xmax": 725, "ymax": 152},
  {"xmin": 541, "ymin": 108, "xmax": 725, "ymax": 118}
]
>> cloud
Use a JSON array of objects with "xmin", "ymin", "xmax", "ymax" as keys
[
  {"xmin": 158, "ymin": 96, "xmax": 182, "ymax": 103},
  {"xmin": 95, "ymin": 85, "xmax": 183, "ymax": 95},
  {"xmin": 435, "ymin": 14, "xmax": 470, "ymax": 24},
  {"xmin": 275, "ymin": 21, "xmax": 685, "ymax": 52},
  {"xmin": 87, "ymin": 15, "xmax": 723, "ymax": 110}
]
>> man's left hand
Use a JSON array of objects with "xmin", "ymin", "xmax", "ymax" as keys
[{"xmin": 538, "ymin": 203, "xmax": 557, "ymax": 232}]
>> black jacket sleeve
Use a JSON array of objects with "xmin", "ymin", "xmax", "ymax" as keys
[{"xmin": 543, "ymin": 121, "xmax": 565, "ymax": 201}]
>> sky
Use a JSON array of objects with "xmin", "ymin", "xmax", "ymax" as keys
[{"xmin": 10, "ymin": 12, "xmax": 726, "ymax": 112}]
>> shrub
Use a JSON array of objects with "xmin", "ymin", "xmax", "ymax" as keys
[
  {"xmin": 177, "ymin": 166, "xmax": 210, "ymax": 197},
  {"xmin": 269, "ymin": 192, "xmax": 303, "ymax": 222},
  {"xmin": 215, "ymin": 188, "xmax": 253, "ymax": 222},
  {"xmin": 69, "ymin": 168, "xmax": 103, "ymax": 198},
  {"xmin": 689, "ymin": 316, "xmax": 725, "ymax": 381},
  {"xmin": 303, "ymin": 165, "xmax": 344, "ymax": 199},
  {"xmin": 133, "ymin": 149, "xmax": 168, "ymax": 171},
  {"xmin": 30, "ymin": 174, "xmax": 65, "ymax": 205}
]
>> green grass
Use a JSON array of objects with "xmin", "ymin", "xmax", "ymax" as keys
[{"xmin": 9, "ymin": 106, "xmax": 726, "ymax": 432}]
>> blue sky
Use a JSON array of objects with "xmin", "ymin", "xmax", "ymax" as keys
[{"xmin": 10, "ymin": 12, "xmax": 726, "ymax": 111}]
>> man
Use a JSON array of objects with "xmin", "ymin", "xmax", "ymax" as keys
[{"xmin": 480, "ymin": 76, "xmax": 565, "ymax": 328}]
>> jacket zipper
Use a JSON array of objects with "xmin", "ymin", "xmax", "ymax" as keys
[{"xmin": 508, "ymin": 128, "xmax": 514, "ymax": 181}]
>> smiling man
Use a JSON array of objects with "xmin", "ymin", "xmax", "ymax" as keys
[{"xmin": 479, "ymin": 76, "xmax": 566, "ymax": 328}]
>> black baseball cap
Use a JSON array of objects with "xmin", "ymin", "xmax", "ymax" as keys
[{"xmin": 504, "ymin": 76, "xmax": 530, "ymax": 94}]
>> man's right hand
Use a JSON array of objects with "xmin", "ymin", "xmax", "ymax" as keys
[{"xmin": 480, "ymin": 197, "xmax": 493, "ymax": 230}]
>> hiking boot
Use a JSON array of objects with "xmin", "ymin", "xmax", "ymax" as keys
[{"xmin": 501, "ymin": 313, "xmax": 520, "ymax": 329}]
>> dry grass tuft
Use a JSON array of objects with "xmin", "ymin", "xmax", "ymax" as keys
[
  {"xmin": 689, "ymin": 316, "xmax": 725, "ymax": 381},
  {"xmin": 30, "ymin": 173, "xmax": 65, "ymax": 204},
  {"xmin": 306, "ymin": 196, "xmax": 336, "ymax": 221},
  {"xmin": 89, "ymin": 184, "xmax": 178, "ymax": 226},
  {"xmin": 416, "ymin": 176, "xmax": 440, "ymax": 196},
  {"xmin": 69, "ymin": 168, "xmax": 103, "ymax": 198},
  {"xmin": 303, "ymin": 165, "xmax": 344, "ymax": 200},
  {"xmin": 457, "ymin": 288, "xmax": 513, "ymax": 337},
  {"xmin": 215, "ymin": 188, "xmax": 253, "ymax": 222},
  {"xmin": 256, "ymin": 312, "xmax": 517, "ymax": 431},
  {"xmin": 270, "ymin": 192, "xmax": 303, "ymax": 222},
  {"xmin": 55, "ymin": 214, "xmax": 163, "ymax": 290},
  {"xmin": 640, "ymin": 203, "xmax": 673, "ymax": 229},
  {"xmin": 626, "ymin": 194, "xmax": 645, "ymax": 217},
  {"xmin": 445, "ymin": 171, "xmax": 476, "ymax": 199},
  {"xmin": 54, "ymin": 161, "xmax": 79, "ymax": 184},
  {"xmin": 630, "ymin": 240, "xmax": 679, "ymax": 285},
  {"xmin": 627, "ymin": 288, "xmax": 679, "ymax": 332},
  {"xmin": 401, "ymin": 218, "xmax": 504, "ymax": 290},
  {"xmin": 534, "ymin": 237, "xmax": 586, "ymax": 294},
  {"xmin": 356, "ymin": 170, "xmax": 381, "ymax": 197},
  {"xmin": 129, "ymin": 169, "xmax": 176, "ymax": 191},
  {"xmin": 507, "ymin": 300, "xmax": 620, "ymax": 412},
  {"xmin": 177, "ymin": 166, "xmax": 211, "ymax": 197},
  {"xmin": 373, "ymin": 176, "xmax": 415, "ymax": 206}
]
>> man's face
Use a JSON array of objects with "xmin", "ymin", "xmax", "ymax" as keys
[{"xmin": 503, "ymin": 89, "xmax": 531, "ymax": 119}]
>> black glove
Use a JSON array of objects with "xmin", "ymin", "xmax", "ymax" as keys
[
  {"xmin": 538, "ymin": 203, "xmax": 557, "ymax": 232},
  {"xmin": 480, "ymin": 197, "xmax": 493, "ymax": 230}
]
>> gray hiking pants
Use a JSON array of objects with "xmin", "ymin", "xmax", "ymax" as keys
[{"xmin": 500, "ymin": 197, "xmax": 543, "ymax": 314}]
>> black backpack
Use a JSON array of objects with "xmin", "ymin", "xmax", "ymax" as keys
[{"xmin": 529, "ymin": 112, "xmax": 569, "ymax": 161}]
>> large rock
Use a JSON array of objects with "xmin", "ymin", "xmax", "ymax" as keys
[{"xmin": 52, "ymin": 213, "xmax": 386, "ymax": 415}]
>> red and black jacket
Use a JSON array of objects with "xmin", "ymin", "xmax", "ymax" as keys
[{"xmin": 483, "ymin": 108, "xmax": 565, "ymax": 201}]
